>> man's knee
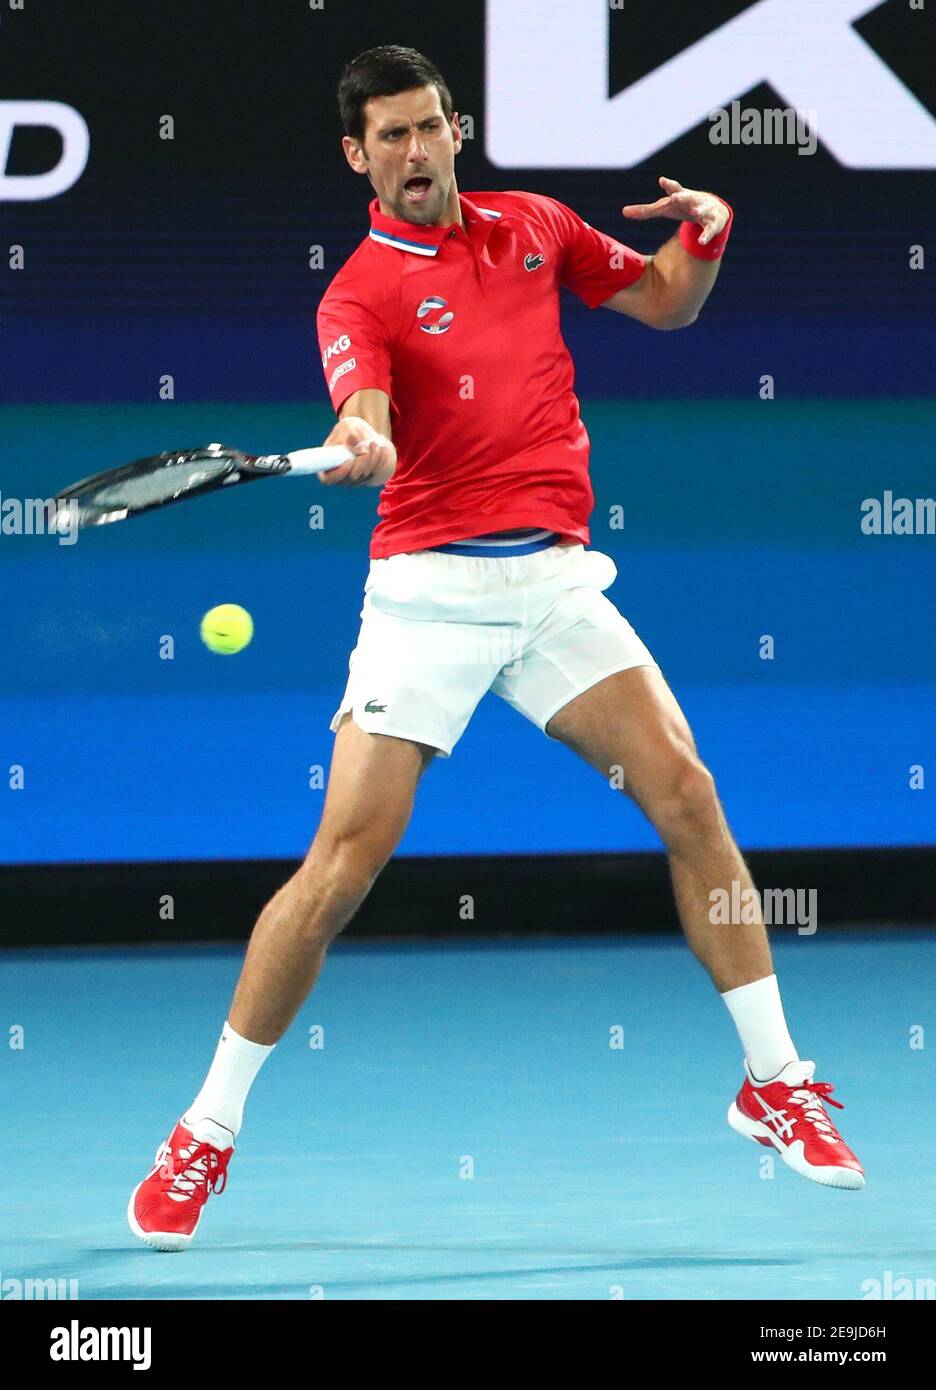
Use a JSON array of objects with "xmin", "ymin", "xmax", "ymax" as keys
[
  {"xmin": 304, "ymin": 823, "xmax": 397, "ymax": 905},
  {"xmin": 647, "ymin": 758, "xmax": 723, "ymax": 851}
]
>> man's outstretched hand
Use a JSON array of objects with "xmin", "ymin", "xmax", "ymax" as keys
[{"xmin": 621, "ymin": 177, "xmax": 730, "ymax": 247}]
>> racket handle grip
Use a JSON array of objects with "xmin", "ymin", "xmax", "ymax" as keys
[{"xmin": 285, "ymin": 446, "xmax": 355, "ymax": 475}]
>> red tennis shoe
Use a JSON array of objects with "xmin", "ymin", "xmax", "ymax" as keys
[
  {"xmin": 728, "ymin": 1059, "xmax": 865, "ymax": 1190},
  {"xmin": 128, "ymin": 1118, "xmax": 234, "ymax": 1251}
]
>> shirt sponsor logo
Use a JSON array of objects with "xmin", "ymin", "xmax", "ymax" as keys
[
  {"xmin": 321, "ymin": 333, "xmax": 351, "ymax": 367},
  {"xmin": 328, "ymin": 357, "xmax": 356, "ymax": 391},
  {"xmin": 416, "ymin": 295, "xmax": 455, "ymax": 334},
  {"xmin": 523, "ymin": 252, "xmax": 546, "ymax": 271}
]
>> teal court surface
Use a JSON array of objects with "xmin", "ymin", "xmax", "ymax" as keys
[{"xmin": 2, "ymin": 930, "xmax": 933, "ymax": 1300}]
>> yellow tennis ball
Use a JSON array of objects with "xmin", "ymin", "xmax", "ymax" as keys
[{"xmin": 200, "ymin": 603, "xmax": 254, "ymax": 655}]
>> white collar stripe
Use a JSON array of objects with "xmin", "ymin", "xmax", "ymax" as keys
[
  {"xmin": 369, "ymin": 206, "xmax": 501, "ymax": 254},
  {"xmin": 369, "ymin": 229, "xmax": 440, "ymax": 256}
]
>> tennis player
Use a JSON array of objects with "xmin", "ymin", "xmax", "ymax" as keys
[{"xmin": 129, "ymin": 46, "xmax": 864, "ymax": 1250}]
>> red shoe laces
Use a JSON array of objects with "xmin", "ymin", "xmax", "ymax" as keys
[
  {"xmin": 159, "ymin": 1140, "xmax": 231, "ymax": 1196},
  {"xmin": 793, "ymin": 1081, "xmax": 843, "ymax": 1111},
  {"xmin": 786, "ymin": 1080, "xmax": 844, "ymax": 1139}
]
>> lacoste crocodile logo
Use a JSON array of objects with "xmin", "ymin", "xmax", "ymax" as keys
[
  {"xmin": 364, "ymin": 699, "xmax": 387, "ymax": 714},
  {"xmin": 523, "ymin": 252, "xmax": 545, "ymax": 271}
]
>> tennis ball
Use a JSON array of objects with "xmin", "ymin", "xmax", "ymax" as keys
[{"xmin": 200, "ymin": 603, "xmax": 254, "ymax": 655}]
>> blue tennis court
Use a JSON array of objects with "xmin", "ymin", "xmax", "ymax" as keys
[{"xmin": 3, "ymin": 929, "xmax": 932, "ymax": 1300}]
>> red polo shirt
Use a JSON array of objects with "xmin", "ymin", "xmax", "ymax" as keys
[{"xmin": 316, "ymin": 190, "xmax": 646, "ymax": 559}]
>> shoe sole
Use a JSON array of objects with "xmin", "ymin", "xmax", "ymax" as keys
[
  {"xmin": 127, "ymin": 1183, "xmax": 197, "ymax": 1252},
  {"xmin": 727, "ymin": 1102, "xmax": 865, "ymax": 1190}
]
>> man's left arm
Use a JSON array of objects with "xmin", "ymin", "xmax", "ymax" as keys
[{"xmin": 602, "ymin": 177, "xmax": 733, "ymax": 331}]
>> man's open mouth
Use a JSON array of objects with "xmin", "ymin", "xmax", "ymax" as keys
[{"xmin": 403, "ymin": 176, "xmax": 433, "ymax": 202}]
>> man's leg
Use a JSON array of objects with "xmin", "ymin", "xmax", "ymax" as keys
[
  {"xmin": 227, "ymin": 715, "xmax": 436, "ymax": 1046},
  {"xmin": 128, "ymin": 715, "xmax": 437, "ymax": 1249},
  {"xmin": 543, "ymin": 663, "xmax": 865, "ymax": 1189},
  {"xmin": 182, "ymin": 714, "xmax": 436, "ymax": 1137},
  {"xmin": 545, "ymin": 665, "xmax": 797, "ymax": 1076}
]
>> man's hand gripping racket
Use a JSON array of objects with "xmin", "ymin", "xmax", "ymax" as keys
[{"xmin": 317, "ymin": 414, "xmax": 396, "ymax": 488}]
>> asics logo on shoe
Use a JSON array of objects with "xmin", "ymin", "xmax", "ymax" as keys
[
  {"xmin": 751, "ymin": 1094, "xmax": 795, "ymax": 1140},
  {"xmin": 146, "ymin": 1142, "xmax": 173, "ymax": 1181},
  {"xmin": 752, "ymin": 1081, "xmax": 842, "ymax": 1143}
]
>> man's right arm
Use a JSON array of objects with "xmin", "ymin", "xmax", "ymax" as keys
[
  {"xmin": 320, "ymin": 389, "xmax": 395, "ymax": 488},
  {"xmin": 317, "ymin": 283, "xmax": 395, "ymax": 488}
]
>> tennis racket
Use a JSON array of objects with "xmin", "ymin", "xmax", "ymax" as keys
[{"xmin": 55, "ymin": 441, "xmax": 355, "ymax": 529}]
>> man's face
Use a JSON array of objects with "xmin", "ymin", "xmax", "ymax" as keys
[{"xmin": 343, "ymin": 85, "xmax": 462, "ymax": 226}]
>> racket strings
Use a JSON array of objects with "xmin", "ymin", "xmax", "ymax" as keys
[{"xmin": 68, "ymin": 455, "xmax": 236, "ymax": 512}]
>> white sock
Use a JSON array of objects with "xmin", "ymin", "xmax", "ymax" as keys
[
  {"xmin": 183, "ymin": 1021, "xmax": 275, "ymax": 1141},
  {"xmin": 720, "ymin": 974, "xmax": 799, "ymax": 1082}
]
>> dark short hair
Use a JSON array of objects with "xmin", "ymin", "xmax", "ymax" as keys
[{"xmin": 337, "ymin": 45, "xmax": 454, "ymax": 146}]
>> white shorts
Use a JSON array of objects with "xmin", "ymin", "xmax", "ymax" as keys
[{"xmin": 330, "ymin": 542, "xmax": 659, "ymax": 757}]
